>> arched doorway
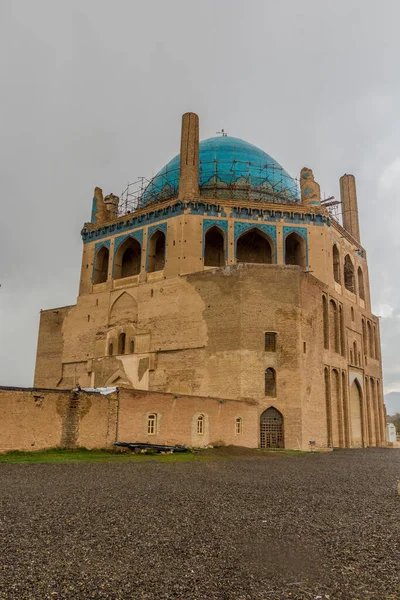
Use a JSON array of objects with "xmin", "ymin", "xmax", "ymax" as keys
[
  {"xmin": 204, "ymin": 226, "xmax": 225, "ymax": 267},
  {"xmin": 260, "ymin": 407, "xmax": 284, "ymax": 448},
  {"xmin": 114, "ymin": 238, "xmax": 141, "ymax": 279},
  {"xmin": 344, "ymin": 254, "xmax": 355, "ymax": 293},
  {"xmin": 284, "ymin": 232, "xmax": 306, "ymax": 267},
  {"xmin": 148, "ymin": 230, "xmax": 166, "ymax": 273},
  {"xmin": 333, "ymin": 244, "xmax": 340, "ymax": 283},
  {"xmin": 350, "ymin": 379, "xmax": 363, "ymax": 447},
  {"xmin": 236, "ymin": 229, "xmax": 273, "ymax": 264},
  {"xmin": 93, "ymin": 246, "xmax": 109, "ymax": 284}
]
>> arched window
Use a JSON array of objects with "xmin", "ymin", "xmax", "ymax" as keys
[
  {"xmin": 108, "ymin": 343, "xmax": 113, "ymax": 356},
  {"xmin": 235, "ymin": 417, "xmax": 243, "ymax": 434},
  {"xmin": 329, "ymin": 299, "xmax": 340, "ymax": 353},
  {"xmin": 93, "ymin": 246, "xmax": 109, "ymax": 284},
  {"xmin": 264, "ymin": 368, "xmax": 276, "ymax": 397},
  {"xmin": 325, "ymin": 367, "xmax": 332, "ymax": 447},
  {"xmin": 236, "ymin": 229, "xmax": 273, "ymax": 264},
  {"xmin": 148, "ymin": 230, "xmax": 166, "ymax": 273},
  {"xmin": 129, "ymin": 340, "xmax": 134, "ymax": 354},
  {"xmin": 333, "ymin": 245, "xmax": 340, "ymax": 283},
  {"xmin": 339, "ymin": 305, "xmax": 345, "ymax": 356},
  {"xmin": 367, "ymin": 320, "xmax": 373, "ymax": 358},
  {"xmin": 204, "ymin": 226, "xmax": 225, "ymax": 267},
  {"xmin": 350, "ymin": 380, "xmax": 363, "ymax": 447},
  {"xmin": 362, "ymin": 318, "xmax": 367, "ymax": 357},
  {"xmin": 285, "ymin": 232, "xmax": 306, "ymax": 267},
  {"xmin": 322, "ymin": 295, "xmax": 329, "ymax": 349},
  {"xmin": 114, "ymin": 237, "xmax": 141, "ymax": 279},
  {"xmin": 353, "ymin": 341, "xmax": 357, "ymax": 365},
  {"xmin": 260, "ymin": 407, "xmax": 283, "ymax": 448},
  {"xmin": 118, "ymin": 332, "xmax": 126, "ymax": 355},
  {"xmin": 373, "ymin": 324, "xmax": 379, "ymax": 360},
  {"xmin": 358, "ymin": 267, "xmax": 365, "ymax": 301},
  {"xmin": 148, "ymin": 414, "xmax": 156, "ymax": 435},
  {"xmin": 197, "ymin": 415, "xmax": 204, "ymax": 435},
  {"xmin": 344, "ymin": 255, "xmax": 355, "ymax": 293}
]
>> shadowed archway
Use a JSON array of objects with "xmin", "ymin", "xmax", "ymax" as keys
[
  {"xmin": 350, "ymin": 379, "xmax": 363, "ymax": 447},
  {"xmin": 236, "ymin": 229, "xmax": 273, "ymax": 264},
  {"xmin": 260, "ymin": 407, "xmax": 284, "ymax": 448}
]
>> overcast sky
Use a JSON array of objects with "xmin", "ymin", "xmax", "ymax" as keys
[{"xmin": 1, "ymin": 0, "xmax": 400, "ymax": 399}]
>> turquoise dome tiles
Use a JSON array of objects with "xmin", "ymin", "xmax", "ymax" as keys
[{"xmin": 141, "ymin": 136, "xmax": 299, "ymax": 206}]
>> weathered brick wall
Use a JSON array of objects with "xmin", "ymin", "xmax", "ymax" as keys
[
  {"xmin": 117, "ymin": 389, "xmax": 258, "ymax": 448},
  {"xmin": 0, "ymin": 388, "xmax": 118, "ymax": 452},
  {"xmin": 34, "ymin": 306, "xmax": 73, "ymax": 388},
  {"xmin": 0, "ymin": 388, "xmax": 259, "ymax": 452}
]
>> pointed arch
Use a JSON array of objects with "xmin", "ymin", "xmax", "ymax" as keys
[
  {"xmin": 367, "ymin": 320, "xmax": 374, "ymax": 358},
  {"xmin": 260, "ymin": 407, "xmax": 284, "ymax": 448},
  {"xmin": 148, "ymin": 229, "xmax": 166, "ymax": 273},
  {"xmin": 204, "ymin": 225, "xmax": 225, "ymax": 267},
  {"xmin": 350, "ymin": 378, "xmax": 363, "ymax": 447},
  {"xmin": 104, "ymin": 369, "xmax": 132, "ymax": 387},
  {"xmin": 322, "ymin": 295, "xmax": 329, "ymax": 349},
  {"xmin": 333, "ymin": 244, "xmax": 340, "ymax": 283},
  {"xmin": 118, "ymin": 332, "xmax": 126, "ymax": 355},
  {"xmin": 114, "ymin": 237, "xmax": 141, "ymax": 279},
  {"xmin": 329, "ymin": 299, "xmax": 340, "ymax": 353},
  {"xmin": 357, "ymin": 267, "xmax": 365, "ymax": 301},
  {"xmin": 331, "ymin": 368, "xmax": 342, "ymax": 447},
  {"xmin": 236, "ymin": 228, "xmax": 273, "ymax": 264},
  {"xmin": 264, "ymin": 368, "xmax": 276, "ymax": 397},
  {"xmin": 93, "ymin": 246, "xmax": 109, "ymax": 284},
  {"xmin": 344, "ymin": 254, "xmax": 355, "ymax": 293},
  {"xmin": 361, "ymin": 318, "xmax": 367, "ymax": 357},
  {"xmin": 109, "ymin": 291, "xmax": 138, "ymax": 326},
  {"xmin": 353, "ymin": 341, "xmax": 357, "ymax": 366},
  {"xmin": 285, "ymin": 232, "xmax": 306, "ymax": 267}
]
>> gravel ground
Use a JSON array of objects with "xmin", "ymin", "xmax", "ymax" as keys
[{"xmin": 0, "ymin": 449, "xmax": 399, "ymax": 600}]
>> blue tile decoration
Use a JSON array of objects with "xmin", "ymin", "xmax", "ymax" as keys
[
  {"xmin": 82, "ymin": 201, "xmax": 184, "ymax": 244},
  {"xmin": 114, "ymin": 229, "xmax": 143, "ymax": 254},
  {"xmin": 203, "ymin": 219, "xmax": 229, "ymax": 258},
  {"xmin": 91, "ymin": 197, "xmax": 98, "ymax": 223},
  {"xmin": 82, "ymin": 198, "xmax": 329, "ymax": 245},
  {"xmin": 95, "ymin": 239, "xmax": 111, "ymax": 252},
  {"xmin": 234, "ymin": 222, "xmax": 277, "ymax": 262},
  {"xmin": 283, "ymin": 226, "xmax": 308, "ymax": 266}
]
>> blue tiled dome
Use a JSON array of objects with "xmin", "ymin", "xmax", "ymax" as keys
[{"xmin": 140, "ymin": 136, "xmax": 299, "ymax": 206}]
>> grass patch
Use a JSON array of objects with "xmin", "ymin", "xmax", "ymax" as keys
[
  {"xmin": 0, "ymin": 447, "xmax": 207, "ymax": 464},
  {"xmin": 0, "ymin": 446, "xmax": 312, "ymax": 464}
]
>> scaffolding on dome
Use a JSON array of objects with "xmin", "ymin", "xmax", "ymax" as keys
[
  {"xmin": 321, "ymin": 195, "xmax": 342, "ymax": 225},
  {"xmin": 118, "ymin": 158, "xmax": 301, "ymax": 217}
]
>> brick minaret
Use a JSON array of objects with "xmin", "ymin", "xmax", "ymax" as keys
[
  {"xmin": 178, "ymin": 112, "xmax": 199, "ymax": 199},
  {"xmin": 340, "ymin": 174, "xmax": 360, "ymax": 243}
]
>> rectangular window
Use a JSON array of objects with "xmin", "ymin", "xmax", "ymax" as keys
[
  {"xmin": 148, "ymin": 414, "xmax": 156, "ymax": 435},
  {"xmin": 235, "ymin": 418, "xmax": 242, "ymax": 434},
  {"xmin": 264, "ymin": 332, "xmax": 277, "ymax": 352}
]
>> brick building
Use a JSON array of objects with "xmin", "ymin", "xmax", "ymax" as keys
[{"xmin": 31, "ymin": 112, "xmax": 385, "ymax": 450}]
